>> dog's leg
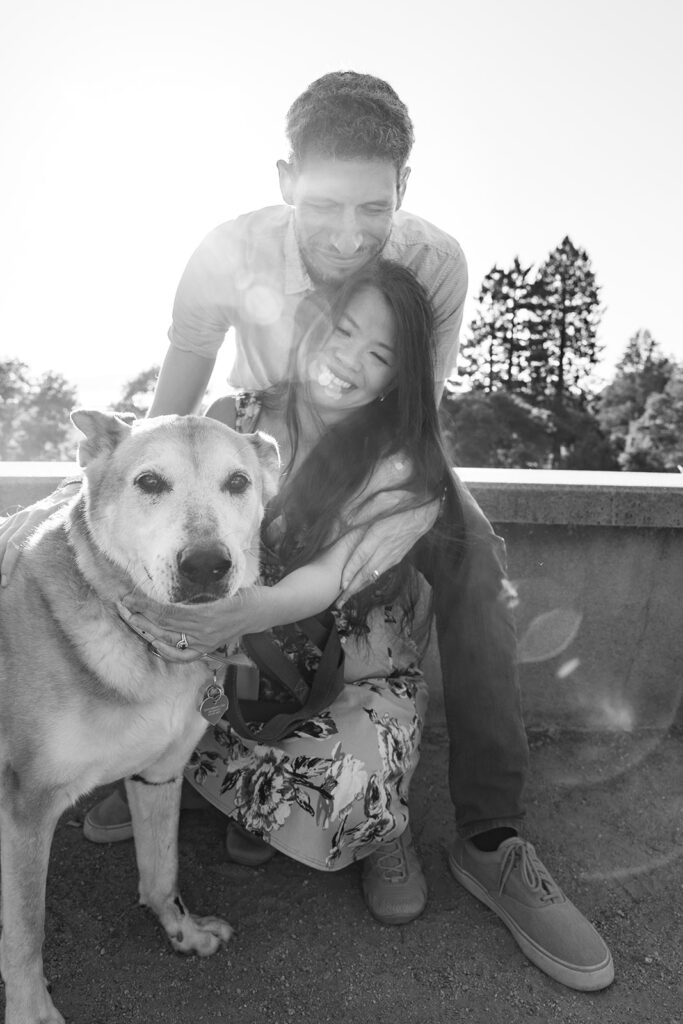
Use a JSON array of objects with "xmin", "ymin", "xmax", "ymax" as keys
[
  {"xmin": 125, "ymin": 767, "xmax": 233, "ymax": 957},
  {"xmin": 0, "ymin": 791, "xmax": 65, "ymax": 1024}
]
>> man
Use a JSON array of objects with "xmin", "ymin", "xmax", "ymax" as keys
[{"xmin": 0, "ymin": 72, "xmax": 612, "ymax": 991}]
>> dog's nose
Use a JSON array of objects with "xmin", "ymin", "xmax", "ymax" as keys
[{"xmin": 177, "ymin": 545, "xmax": 232, "ymax": 586}]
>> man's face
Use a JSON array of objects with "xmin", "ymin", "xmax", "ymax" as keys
[{"xmin": 278, "ymin": 156, "xmax": 409, "ymax": 285}]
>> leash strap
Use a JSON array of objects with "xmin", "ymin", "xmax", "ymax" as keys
[{"xmin": 224, "ymin": 612, "xmax": 345, "ymax": 743}]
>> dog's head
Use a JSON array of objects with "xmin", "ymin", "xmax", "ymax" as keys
[{"xmin": 71, "ymin": 410, "xmax": 280, "ymax": 604}]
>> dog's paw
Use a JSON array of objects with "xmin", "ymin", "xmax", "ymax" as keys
[{"xmin": 168, "ymin": 913, "xmax": 233, "ymax": 957}]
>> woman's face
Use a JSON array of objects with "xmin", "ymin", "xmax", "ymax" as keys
[{"xmin": 304, "ymin": 285, "xmax": 397, "ymax": 419}]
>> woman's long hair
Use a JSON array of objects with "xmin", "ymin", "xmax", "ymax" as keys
[{"xmin": 265, "ymin": 259, "xmax": 463, "ymax": 627}]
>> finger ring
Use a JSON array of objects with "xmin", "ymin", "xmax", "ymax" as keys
[
  {"xmin": 176, "ymin": 633, "xmax": 189, "ymax": 650},
  {"xmin": 371, "ymin": 569, "xmax": 380, "ymax": 581}
]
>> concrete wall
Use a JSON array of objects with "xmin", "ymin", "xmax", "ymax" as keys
[
  {"xmin": 2, "ymin": 464, "xmax": 683, "ymax": 733},
  {"xmin": 465, "ymin": 470, "xmax": 683, "ymax": 734}
]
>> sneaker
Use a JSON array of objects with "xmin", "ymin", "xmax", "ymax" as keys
[
  {"xmin": 448, "ymin": 836, "xmax": 614, "ymax": 991},
  {"xmin": 83, "ymin": 781, "xmax": 209, "ymax": 844},
  {"xmin": 83, "ymin": 788, "xmax": 133, "ymax": 844},
  {"xmin": 362, "ymin": 826, "xmax": 428, "ymax": 925},
  {"xmin": 225, "ymin": 821, "xmax": 275, "ymax": 867}
]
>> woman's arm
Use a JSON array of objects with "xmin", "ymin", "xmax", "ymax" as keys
[
  {"xmin": 336, "ymin": 455, "xmax": 442, "ymax": 602},
  {"xmin": 117, "ymin": 529, "xmax": 359, "ymax": 659}
]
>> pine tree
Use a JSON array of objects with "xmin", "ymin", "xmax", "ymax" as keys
[
  {"xmin": 533, "ymin": 236, "xmax": 602, "ymax": 404},
  {"xmin": 459, "ymin": 258, "xmax": 536, "ymax": 392}
]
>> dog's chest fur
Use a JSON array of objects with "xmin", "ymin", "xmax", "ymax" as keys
[{"xmin": 0, "ymin": 514, "xmax": 215, "ymax": 796}]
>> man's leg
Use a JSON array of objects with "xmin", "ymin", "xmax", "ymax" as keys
[
  {"xmin": 414, "ymin": 476, "xmax": 614, "ymax": 991},
  {"xmin": 415, "ymin": 477, "xmax": 528, "ymax": 840}
]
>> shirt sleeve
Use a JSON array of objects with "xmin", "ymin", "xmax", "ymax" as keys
[
  {"xmin": 430, "ymin": 249, "xmax": 468, "ymax": 383},
  {"xmin": 167, "ymin": 224, "xmax": 241, "ymax": 359},
  {"xmin": 341, "ymin": 454, "xmax": 417, "ymax": 529}
]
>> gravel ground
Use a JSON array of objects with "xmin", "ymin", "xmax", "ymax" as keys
[{"xmin": 2, "ymin": 724, "xmax": 682, "ymax": 1024}]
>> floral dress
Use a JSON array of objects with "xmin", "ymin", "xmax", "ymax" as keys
[{"xmin": 184, "ymin": 394, "xmax": 429, "ymax": 871}]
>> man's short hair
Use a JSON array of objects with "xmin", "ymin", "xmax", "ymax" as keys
[{"xmin": 285, "ymin": 71, "xmax": 414, "ymax": 173}]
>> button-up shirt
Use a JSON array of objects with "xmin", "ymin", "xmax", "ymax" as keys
[{"xmin": 168, "ymin": 205, "xmax": 468, "ymax": 389}]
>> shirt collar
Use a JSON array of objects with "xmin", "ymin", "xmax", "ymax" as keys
[
  {"xmin": 283, "ymin": 211, "xmax": 313, "ymax": 295},
  {"xmin": 383, "ymin": 218, "xmax": 402, "ymax": 260}
]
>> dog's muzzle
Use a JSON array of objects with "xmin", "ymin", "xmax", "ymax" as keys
[{"xmin": 175, "ymin": 544, "xmax": 233, "ymax": 602}]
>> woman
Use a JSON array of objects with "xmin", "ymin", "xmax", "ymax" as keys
[{"xmin": 122, "ymin": 259, "xmax": 463, "ymax": 924}]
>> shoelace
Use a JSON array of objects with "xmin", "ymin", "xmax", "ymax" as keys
[
  {"xmin": 498, "ymin": 838, "xmax": 564, "ymax": 904},
  {"xmin": 373, "ymin": 834, "xmax": 411, "ymax": 882}
]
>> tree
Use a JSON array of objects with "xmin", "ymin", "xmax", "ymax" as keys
[
  {"xmin": 0, "ymin": 360, "xmax": 31, "ymax": 459},
  {"xmin": 440, "ymin": 388, "xmax": 554, "ymax": 468},
  {"xmin": 12, "ymin": 371, "xmax": 79, "ymax": 460},
  {"xmin": 452, "ymin": 238, "xmax": 608, "ymax": 468},
  {"xmin": 458, "ymin": 259, "xmax": 536, "ymax": 393},
  {"xmin": 112, "ymin": 366, "xmax": 160, "ymax": 419},
  {"xmin": 533, "ymin": 236, "xmax": 602, "ymax": 404},
  {"xmin": 620, "ymin": 365, "xmax": 683, "ymax": 471},
  {"xmin": 0, "ymin": 360, "xmax": 78, "ymax": 460},
  {"xmin": 597, "ymin": 329, "xmax": 674, "ymax": 455},
  {"xmin": 548, "ymin": 396, "xmax": 620, "ymax": 470}
]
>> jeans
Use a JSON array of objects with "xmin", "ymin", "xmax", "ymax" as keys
[{"xmin": 413, "ymin": 473, "xmax": 529, "ymax": 840}]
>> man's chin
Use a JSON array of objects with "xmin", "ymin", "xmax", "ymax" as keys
[{"xmin": 302, "ymin": 251, "xmax": 373, "ymax": 285}]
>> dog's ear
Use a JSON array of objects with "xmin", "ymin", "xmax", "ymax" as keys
[
  {"xmin": 70, "ymin": 409, "xmax": 132, "ymax": 467},
  {"xmin": 244, "ymin": 430, "xmax": 281, "ymax": 504}
]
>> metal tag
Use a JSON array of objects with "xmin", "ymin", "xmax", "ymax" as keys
[{"xmin": 199, "ymin": 680, "xmax": 229, "ymax": 724}]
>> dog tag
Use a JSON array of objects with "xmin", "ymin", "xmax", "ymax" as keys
[{"xmin": 199, "ymin": 681, "xmax": 229, "ymax": 725}]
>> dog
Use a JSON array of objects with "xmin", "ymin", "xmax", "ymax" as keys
[{"xmin": 0, "ymin": 410, "xmax": 280, "ymax": 1024}]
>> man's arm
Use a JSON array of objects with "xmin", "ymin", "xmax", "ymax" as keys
[
  {"xmin": 431, "ymin": 244, "xmax": 468, "ymax": 403},
  {"xmin": 148, "ymin": 346, "xmax": 216, "ymax": 417}
]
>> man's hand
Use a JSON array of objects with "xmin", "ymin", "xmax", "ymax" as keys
[
  {"xmin": 337, "ymin": 496, "xmax": 441, "ymax": 604},
  {"xmin": 0, "ymin": 481, "xmax": 79, "ymax": 586}
]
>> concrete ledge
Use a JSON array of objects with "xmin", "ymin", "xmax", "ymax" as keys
[
  {"xmin": 3, "ymin": 463, "xmax": 683, "ymax": 528},
  {"xmin": 2, "ymin": 462, "xmax": 682, "ymax": 734},
  {"xmin": 0, "ymin": 462, "xmax": 79, "ymax": 513},
  {"xmin": 456, "ymin": 468, "xmax": 683, "ymax": 528}
]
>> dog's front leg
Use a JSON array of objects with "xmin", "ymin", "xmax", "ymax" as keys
[
  {"xmin": 0, "ymin": 797, "xmax": 65, "ymax": 1024},
  {"xmin": 125, "ymin": 773, "xmax": 233, "ymax": 957}
]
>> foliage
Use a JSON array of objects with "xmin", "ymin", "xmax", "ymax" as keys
[
  {"xmin": 458, "ymin": 259, "xmax": 536, "ymax": 392},
  {"xmin": 596, "ymin": 329, "xmax": 674, "ymax": 455},
  {"xmin": 461, "ymin": 236, "xmax": 602, "ymax": 408},
  {"xmin": 440, "ymin": 387, "xmax": 618, "ymax": 470},
  {"xmin": 620, "ymin": 364, "xmax": 683, "ymax": 471},
  {"xmin": 533, "ymin": 237, "xmax": 602, "ymax": 403},
  {"xmin": 112, "ymin": 365, "xmax": 160, "ymax": 419},
  {"xmin": 0, "ymin": 359, "xmax": 78, "ymax": 460}
]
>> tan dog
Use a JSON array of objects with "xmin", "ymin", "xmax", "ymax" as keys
[{"xmin": 0, "ymin": 410, "xmax": 279, "ymax": 1024}]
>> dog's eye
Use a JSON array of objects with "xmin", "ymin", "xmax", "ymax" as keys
[
  {"xmin": 224, "ymin": 472, "xmax": 251, "ymax": 495},
  {"xmin": 134, "ymin": 472, "xmax": 170, "ymax": 495}
]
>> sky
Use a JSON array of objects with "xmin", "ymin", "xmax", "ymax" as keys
[{"xmin": 1, "ymin": 0, "xmax": 682, "ymax": 410}]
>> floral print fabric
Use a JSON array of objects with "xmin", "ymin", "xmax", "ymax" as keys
[{"xmin": 184, "ymin": 393, "xmax": 428, "ymax": 871}]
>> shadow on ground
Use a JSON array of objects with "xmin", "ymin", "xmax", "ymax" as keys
[{"xmin": 2, "ymin": 723, "xmax": 682, "ymax": 1024}]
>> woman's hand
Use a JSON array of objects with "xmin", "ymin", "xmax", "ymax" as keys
[
  {"xmin": 1, "ymin": 481, "xmax": 79, "ymax": 586},
  {"xmin": 117, "ymin": 585, "xmax": 271, "ymax": 661}
]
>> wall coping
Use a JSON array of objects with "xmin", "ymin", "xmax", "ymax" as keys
[{"xmin": 1, "ymin": 463, "xmax": 682, "ymax": 529}]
